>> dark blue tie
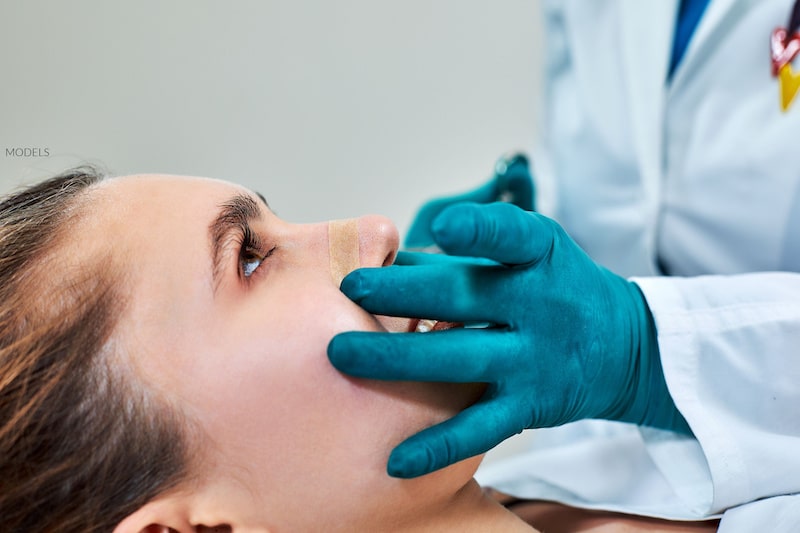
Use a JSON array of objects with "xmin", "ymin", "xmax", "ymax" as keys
[{"xmin": 669, "ymin": 0, "xmax": 712, "ymax": 78}]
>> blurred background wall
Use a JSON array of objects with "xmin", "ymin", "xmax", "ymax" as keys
[{"xmin": 0, "ymin": 0, "xmax": 543, "ymax": 236}]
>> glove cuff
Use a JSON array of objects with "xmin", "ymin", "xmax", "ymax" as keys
[{"xmin": 616, "ymin": 282, "xmax": 693, "ymax": 435}]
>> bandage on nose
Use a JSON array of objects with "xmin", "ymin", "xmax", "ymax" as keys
[{"xmin": 328, "ymin": 219, "xmax": 360, "ymax": 286}]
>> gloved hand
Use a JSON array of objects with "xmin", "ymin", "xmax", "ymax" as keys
[
  {"xmin": 404, "ymin": 152, "xmax": 534, "ymax": 251},
  {"xmin": 328, "ymin": 202, "xmax": 692, "ymax": 478}
]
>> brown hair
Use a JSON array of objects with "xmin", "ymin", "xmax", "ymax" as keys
[{"xmin": 0, "ymin": 167, "xmax": 191, "ymax": 532}]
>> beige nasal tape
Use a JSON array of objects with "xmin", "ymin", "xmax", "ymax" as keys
[{"xmin": 328, "ymin": 219, "xmax": 360, "ymax": 286}]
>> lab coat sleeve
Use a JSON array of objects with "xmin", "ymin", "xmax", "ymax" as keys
[
  {"xmin": 633, "ymin": 273, "xmax": 800, "ymax": 517},
  {"xmin": 718, "ymin": 495, "xmax": 800, "ymax": 533}
]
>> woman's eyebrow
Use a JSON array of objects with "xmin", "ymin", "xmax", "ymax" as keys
[
  {"xmin": 255, "ymin": 191, "xmax": 269, "ymax": 208},
  {"xmin": 209, "ymin": 193, "xmax": 264, "ymax": 293}
]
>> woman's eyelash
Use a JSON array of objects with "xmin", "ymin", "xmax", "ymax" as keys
[
  {"xmin": 239, "ymin": 224, "xmax": 259, "ymax": 252},
  {"xmin": 238, "ymin": 225, "xmax": 275, "ymax": 279}
]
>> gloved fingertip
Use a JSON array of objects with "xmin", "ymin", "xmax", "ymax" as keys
[
  {"xmin": 326, "ymin": 334, "xmax": 354, "ymax": 370},
  {"xmin": 387, "ymin": 445, "xmax": 436, "ymax": 479},
  {"xmin": 339, "ymin": 270, "xmax": 370, "ymax": 302},
  {"xmin": 430, "ymin": 203, "xmax": 477, "ymax": 254}
]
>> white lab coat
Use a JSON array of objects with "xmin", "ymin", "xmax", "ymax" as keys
[{"xmin": 475, "ymin": 1, "xmax": 800, "ymax": 531}]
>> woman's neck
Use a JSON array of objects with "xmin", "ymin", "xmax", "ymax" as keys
[{"xmin": 398, "ymin": 479, "xmax": 536, "ymax": 533}]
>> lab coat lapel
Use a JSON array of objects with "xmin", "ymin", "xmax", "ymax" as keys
[
  {"xmin": 618, "ymin": 0, "xmax": 678, "ymax": 194},
  {"xmin": 670, "ymin": 0, "xmax": 757, "ymax": 88}
]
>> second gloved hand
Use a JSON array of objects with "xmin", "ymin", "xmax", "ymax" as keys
[
  {"xmin": 404, "ymin": 152, "xmax": 534, "ymax": 250},
  {"xmin": 328, "ymin": 202, "xmax": 692, "ymax": 478}
]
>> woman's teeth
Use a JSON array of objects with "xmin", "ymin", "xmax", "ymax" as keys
[
  {"xmin": 413, "ymin": 319, "xmax": 463, "ymax": 332},
  {"xmin": 415, "ymin": 319, "xmax": 437, "ymax": 333}
]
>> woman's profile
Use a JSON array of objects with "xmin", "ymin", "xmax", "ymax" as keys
[{"xmin": 0, "ymin": 167, "xmax": 529, "ymax": 532}]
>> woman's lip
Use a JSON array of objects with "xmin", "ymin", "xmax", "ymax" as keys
[
  {"xmin": 375, "ymin": 315, "xmax": 414, "ymax": 333},
  {"xmin": 377, "ymin": 316, "xmax": 464, "ymax": 333}
]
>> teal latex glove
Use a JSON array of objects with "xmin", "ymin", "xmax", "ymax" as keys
[
  {"xmin": 328, "ymin": 202, "xmax": 692, "ymax": 478},
  {"xmin": 404, "ymin": 152, "xmax": 534, "ymax": 250}
]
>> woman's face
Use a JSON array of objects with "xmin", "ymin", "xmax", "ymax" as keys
[{"xmin": 88, "ymin": 175, "xmax": 483, "ymax": 530}]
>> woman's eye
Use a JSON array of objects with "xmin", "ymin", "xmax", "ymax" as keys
[{"xmin": 241, "ymin": 248, "xmax": 264, "ymax": 278}]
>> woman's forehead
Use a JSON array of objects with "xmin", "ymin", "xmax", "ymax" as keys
[{"xmin": 98, "ymin": 173, "xmax": 241, "ymax": 196}]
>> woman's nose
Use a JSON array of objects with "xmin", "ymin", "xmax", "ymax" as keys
[
  {"xmin": 356, "ymin": 214, "xmax": 399, "ymax": 268},
  {"xmin": 328, "ymin": 215, "xmax": 399, "ymax": 286}
]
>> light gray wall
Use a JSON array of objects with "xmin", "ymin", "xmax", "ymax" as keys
[{"xmin": 1, "ymin": 0, "xmax": 542, "ymax": 237}]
